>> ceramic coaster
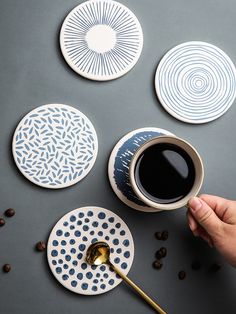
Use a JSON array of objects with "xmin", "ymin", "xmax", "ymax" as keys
[
  {"xmin": 47, "ymin": 206, "xmax": 134, "ymax": 295},
  {"xmin": 108, "ymin": 127, "xmax": 174, "ymax": 212},
  {"xmin": 12, "ymin": 104, "xmax": 98, "ymax": 189},
  {"xmin": 60, "ymin": 0, "xmax": 143, "ymax": 81},
  {"xmin": 155, "ymin": 41, "xmax": 236, "ymax": 124}
]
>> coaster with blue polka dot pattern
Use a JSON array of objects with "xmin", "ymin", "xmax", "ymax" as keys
[{"xmin": 47, "ymin": 207, "xmax": 134, "ymax": 295}]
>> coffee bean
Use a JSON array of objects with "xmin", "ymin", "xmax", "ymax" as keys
[
  {"xmin": 160, "ymin": 247, "xmax": 167, "ymax": 257},
  {"xmin": 3, "ymin": 264, "xmax": 11, "ymax": 273},
  {"xmin": 36, "ymin": 241, "xmax": 46, "ymax": 252},
  {"xmin": 5, "ymin": 208, "xmax": 15, "ymax": 217},
  {"xmin": 161, "ymin": 230, "xmax": 169, "ymax": 241},
  {"xmin": 178, "ymin": 271, "xmax": 186, "ymax": 280},
  {"xmin": 156, "ymin": 250, "xmax": 163, "ymax": 260},
  {"xmin": 209, "ymin": 263, "xmax": 221, "ymax": 273},
  {"xmin": 0, "ymin": 218, "xmax": 5, "ymax": 227},
  {"xmin": 192, "ymin": 261, "xmax": 201, "ymax": 270},
  {"xmin": 153, "ymin": 260, "xmax": 163, "ymax": 270},
  {"xmin": 155, "ymin": 231, "xmax": 162, "ymax": 240}
]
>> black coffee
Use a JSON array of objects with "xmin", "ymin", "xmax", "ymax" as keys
[{"xmin": 134, "ymin": 143, "xmax": 195, "ymax": 204}]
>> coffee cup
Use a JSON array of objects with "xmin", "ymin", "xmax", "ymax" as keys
[{"xmin": 129, "ymin": 136, "xmax": 204, "ymax": 211}]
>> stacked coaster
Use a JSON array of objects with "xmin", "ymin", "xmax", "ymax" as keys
[{"xmin": 47, "ymin": 206, "xmax": 134, "ymax": 295}]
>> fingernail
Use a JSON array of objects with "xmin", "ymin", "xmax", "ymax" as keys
[{"xmin": 189, "ymin": 197, "xmax": 202, "ymax": 212}]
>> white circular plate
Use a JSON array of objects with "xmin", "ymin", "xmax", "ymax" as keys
[
  {"xmin": 108, "ymin": 127, "xmax": 174, "ymax": 212},
  {"xmin": 155, "ymin": 41, "xmax": 236, "ymax": 124},
  {"xmin": 60, "ymin": 0, "xmax": 143, "ymax": 81},
  {"xmin": 12, "ymin": 104, "xmax": 98, "ymax": 189},
  {"xmin": 47, "ymin": 206, "xmax": 134, "ymax": 295}
]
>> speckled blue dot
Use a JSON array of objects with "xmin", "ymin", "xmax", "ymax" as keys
[
  {"xmin": 98, "ymin": 212, "xmax": 106, "ymax": 219},
  {"xmin": 98, "ymin": 231, "xmax": 103, "ymax": 236},
  {"xmin": 85, "ymin": 218, "xmax": 89, "ymax": 223},
  {"xmin": 82, "ymin": 283, "xmax": 88, "ymax": 290},
  {"xmin": 81, "ymin": 263, "xmax": 87, "ymax": 270},
  {"xmin": 61, "ymin": 249, "xmax": 66, "ymax": 254},
  {"xmin": 91, "ymin": 265, "xmax": 97, "ymax": 270},
  {"xmin": 63, "ymin": 264, "xmax": 69, "ymax": 269},
  {"xmin": 114, "ymin": 257, "xmax": 120, "ymax": 264},
  {"xmin": 93, "ymin": 279, "xmax": 98, "ymax": 284},
  {"xmin": 102, "ymin": 223, "xmax": 108, "ymax": 229},
  {"xmin": 92, "ymin": 286, "xmax": 97, "ymax": 291},
  {"xmin": 77, "ymin": 253, "xmax": 83, "ymax": 260},
  {"xmin": 73, "ymin": 260, "xmax": 78, "ymax": 266},
  {"xmin": 120, "ymin": 230, "xmax": 126, "ymax": 236},
  {"xmin": 100, "ymin": 265, "xmax": 106, "ymax": 271},
  {"xmin": 62, "ymin": 274, "xmax": 69, "ymax": 281},
  {"xmin": 65, "ymin": 255, "xmax": 71, "ymax": 261},
  {"xmin": 77, "ymin": 220, "xmax": 82, "ymax": 226},
  {"xmin": 110, "ymin": 228, "xmax": 115, "ymax": 235},
  {"xmin": 108, "ymin": 279, "xmax": 114, "ymax": 285},
  {"xmin": 121, "ymin": 262, "xmax": 128, "ymax": 269},
  {"xmin": 110, "ymin": 248, "xmax": 114, "ymax": 253},
  {"xmin": 77, "ymin": 273, "xmax": 83, "ymax": 280},
  {"xmin": 65, "ymin": 232, "xmax": 70, "ymax": 237},
  {"xmin": 87, "ymin": 211, "xmax": 93, "ymax": 217},
  {"xmin": 115, "ymin": 223, "xmax": 121, "ymax": 229},
  {"xmin": 124, "ymin": 251, "xmax": 130, "ymax": 258},
  {"xmin": 56, "ymin": 230, "xmax": 63, "ymax": 236},
  {"xmin": 90, "ymin": 230, "xmax": 95, "ymax": 235},
  {"xmin": 103, "ymin": 273, "xmax": 109, "ymax": 278},
  {"xmin": 70, "ymin": 215, "xmax": 76, "ymax": 222},
  {"xmin": 92, "ymin": 221, "xmax": 98, "ymax": 228},
  {"xmin": 70, "ymin": 248, "xmax": 76, "ymax": 254},
  {"xmin": 70, "ymin": 225, "xmax": 75, "ymax": 230},
  {"xmin": 70, "ymin": 239, "xmax": 75, "ymax": 245},
  {"xmin": 116, "ymin": 248, "xmax": 122, "ymax": 254},
  {"xmin": 79, "ymin": 244, "xmax": 86, "ymax": 251},
  {"xmin": 96, "ymin": 273, "xmax": 100, "ymax": 278},
  {"xmin": 113, "ymin": 238, "xmax": 119, "ymax": 245},
  {"xmin": 86, "ymin": 272, "xmax": 93, "ymax": 279},
  {"xmin": 79, "ymin": 212, "xmax": 84, "ymax": 218},
  {"xmin": 53, "ymin": 240, "xmax": 58, "ymax": 246},
  {"xmin": 75, "ymin": 230, "xmax": 81, "ymax": 237},
  {"xmin": 91, "ymin": 238, "xmax": 98, "ymax": 244},
  {"xmin": 58, "ymin": 259, "xmax": 63, "ymax": 264},
  {"xmin": 69, "ymin": 269, "xmax": 75, "ymax": 275},
  {"xmin": 52, "ymin": 260, "xmax": 57, "ymax": 265},
  {"xmin": 82, "ymin": 236, "xmax": 88, "ymax": 241},
  {"xmin": 51, "ymin": 250, "xmax": 58, "ymax": 257},
  {"xmin": 108, "ymin": 217, "xmax": 114, "ymax": 223},
  {"xmin": 100, "ymin": 284, "xmax": 106, "ymax": 289},
  {"xmin": 71, "ymin": 280, "xmax": 77, "ymax": 287},
  {"xmin": 123, "ymin": 239, "xmax": 130, "ymax": 247},
  {"xmin": 56, "ymin": 267, "xmax": 62, "ymax": 274},
  {"xmin": 63, "ymin": 222, "xmax": 68, "ymax": 227},
  {"xmin": 61, "ymin": 240, "xmax": 67, "ymax": 246},
  {"xmin": 83, "ymin": 225, "xmax": 89, "ymax": 231},
  {"xmin": 105, "ymin": 236, "xmax": 109, "ymax": 241}
]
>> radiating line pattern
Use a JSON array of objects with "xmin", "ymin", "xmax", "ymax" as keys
[
  {"xmin": 60, "ymin": 0, "xmax": 143, "ymax": 81},
  {"xmin": 155, "ymin": 42, "xmax": 236, "ymax": 123},
  {"xmin": 13, "ymin": 104, "xmax": 98, "ymax": 189},
  {"xmin": 47, "ymin": 206, "xmax": 134, "ymax": 295}
]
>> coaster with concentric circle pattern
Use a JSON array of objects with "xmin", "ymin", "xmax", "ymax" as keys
[
  {"xmin": 47, "ymin": 206, "xmax": 134, "ymax": 295},
  {"xmin": 12, "ymin": 104, "xmax": 98, "ymax": 189},
  {"xmin": 60, "ymin": 0, "xmax": 143, "ymax": 81},
  {"xmin": 108, "ymin": 127, "xmax": 174, "ymax": 212},
  {"xmin": 155, "ymin": 41, "xmax": 236, "ymax": 124}
]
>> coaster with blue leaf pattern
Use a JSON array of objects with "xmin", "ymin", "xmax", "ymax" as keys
[
  {"xmin": 47, "ymin": 206, "xmax": 134, "ymax": 295},
  {"xmin": 12, "ymin": 104, "xmax": 98, "ymax": 188}
]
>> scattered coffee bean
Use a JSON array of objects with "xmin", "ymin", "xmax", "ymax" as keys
[
  {"xmin": 0, "ymin": 218, "xmax": 5, "ymax": 227},
  {"xmin": 178, "ymin": 271, "xmax": 186, "ymax": 280},
  {"xmin": 209, "ymin": 263, "xmax": 221, "ymax": 273},
  {"xmin": 191, "ymin": 261, "xmax": 201, "ymax": 271},
  {"xmin": 3, "ymin": 264, "xmax": 11, "ymax": 273},
  {"xmin": 153, "ymin": 260, "xmax": 163, "ymax": 270},
  {"xmin": 36, "ymin": 241, "xmax": 46, "ymax": 252},
  {"xmin": 5, "ymin": 208, "xmax": 15, "ymax": 217},
  {"xmin": 155, "ymin": 231, "xmax": 162, "ymax": 240},
  {"xmin": 160, "ymin": 247, "xmax": 167, "ymax": 257},
  {"xmin": 161, "ymin": 230, "xmax": 169, "ymax": 241},
  {"xmin": 156, "ymin": 250, "xmax": 163, "ymax": 260}
]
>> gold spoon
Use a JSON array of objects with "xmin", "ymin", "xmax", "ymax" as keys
[{"xmin": 86, "ymin": 241, "xmax": 167, "ymax": 314}]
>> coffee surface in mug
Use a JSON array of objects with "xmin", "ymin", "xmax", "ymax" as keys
[{"xmin": 134, "ymin": 143, "xmax": 195, "ymax": 204}]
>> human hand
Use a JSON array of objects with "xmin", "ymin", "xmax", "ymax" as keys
[{"xmin": 187, "ymin": 194, "xmax": 236, "ymax": 267}]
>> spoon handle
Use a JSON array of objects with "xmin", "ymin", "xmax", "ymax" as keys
[{"xmin": 109, "ymin": 262, "xmax": 167, "ymax": 314}]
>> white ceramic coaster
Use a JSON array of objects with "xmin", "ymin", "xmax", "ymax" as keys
[
  {"xmin": 12, "ymin": 104, "xmax": 98, "ymax": 189},
  {"xmin": 108, "ymin": 127, "xmax": 174, "ymax": 212},
  {"xmin": 155, "ymin": 41, "xmax": 236, "ymax": 124},
  {"xmin": 47, "ymin": 206, "xmax": 134, "ymax": 295},
  {"xmin": 60, "ymin": 0, "xmax": 143, "ymax": 81}
]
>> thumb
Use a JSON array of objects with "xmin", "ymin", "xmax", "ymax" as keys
[{"xmin": 188, "ymin": 197, "xmax": 223, "ymax": 238}]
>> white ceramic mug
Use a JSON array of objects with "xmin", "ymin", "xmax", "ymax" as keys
[{"xmin": 129, "ymin": 136, "xmax": 204, "ymax": 211}]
